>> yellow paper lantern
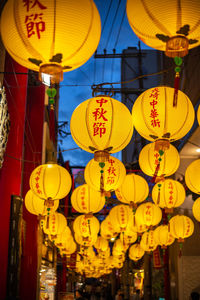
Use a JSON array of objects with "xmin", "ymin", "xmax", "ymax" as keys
[
  {"xmin": 113, "ymin": 239, "xmax": 127, "ymax": 255},
  {"xmin": 192, "ymin": 198, "xmax": 200, "ymax": 222},
  {"xmin": 135, "ymin": 202, "xmax": 162, "ymax": 227},
  {"xmin": 129, "ymin": 243, "xmax": 145, "ymax": 261},
  {"xmin": 73, "ymin": 214, "xmax": 100, "ymax": 238},
  {"xmin": 120, "ymin": 232, "xmax": 137, "ymax": 245},
  {"xmin": 30, "ymin": 163, "xmax": 72, "ymax": 200},
  {"xmin": 197, "ymin": 105, "xmax": 200, "ymax": 126},
  {"xmin": 60, "ymin": 240, "xmax": 77, "ymax": 256},
  {"xmin": 132, "ymin": 87, "xmax": 194, "ymax": 149},
  {"xmin": 185, "ymin": 159, "xmax": 200, "ymax": 194},
  {"xmin": 154, "ymin": 225, "xmax": 175, "ymax": 248},
  {"xmin": 169, "ymin": 215, "xmax": 194, "ymax": 242},
  {"xmin": 70, "ymin": 96, "xmax": 133, "ymax": 161},
  {"xmin": 115, "ymin": 173, "xmax": 149, "ymax": 206},
  {"xmin": 139, "ymin": 142, "xmax": 180, "ymax": 178},
  {"xmin": 71, "ymin": 184, "xmax": 105, "ymax": 214},
  {"xmin": 25, "ymin": 189, "xmax": 59, "ymax": 216},
  {"xmin": 99, "ymin": 248, "xmax": 110, "ymax": 259},
  {"xmin": 109, "ymin": 204, "xmax": 133, "ymax": 233},
  {"xmin": 126, "ymin": 0, "xmax": 200, "ymax": 57},
  {"xmin": 42, "ymin": 212, "xmax": 67, "ymax": 236},
  {"xmin": 1, "ymin": 0, "xmax": 101, "ymax": 83},
  {"xmin": 125, "ymin": 215, "xmax": 148, "ymax": 236},
  {"xmin": 84, "ymin": 156, "xmax": 126, "ymax": 192},
  {"xmin": 100, "ymin": 216, "xmax": 118, "ymax": 240},
  {"xmin": 75, "ymin": 233, "xmax": 97, "ymax": 247},
  {"xmin": 94, "ymin": 237, "xmax": 109, "ymax": 252},
  {"xmin": 51, "ymin": 226, "xmax": 72, "ymax": 247},
  {"xmin": 140, "ymin": 230, "xmax": 157, "ymax": 252},
  {"xmin": 152, "ymin": 179, "xmax": 186, "ymax": 212}
]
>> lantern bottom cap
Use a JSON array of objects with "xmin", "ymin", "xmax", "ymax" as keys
[
  {"xmin": 165, "ymin": 35, "xmax": 189, "ymax": 58},
  {"xmin": 39, "ymin": 63, "xmax": 63, "ymax": 84},
  {"xmin": 154, "ymin": 139, "xmax": 170, "ymax": 151},
  {"xmin": 94, "ymin": 150, "xmax": 110, "ymax": 162}
]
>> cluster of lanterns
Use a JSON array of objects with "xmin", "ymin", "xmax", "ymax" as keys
[{"xmin": 1, "ymin": 0, "xmax": 200, "ymax": 282}]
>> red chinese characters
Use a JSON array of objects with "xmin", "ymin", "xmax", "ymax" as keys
[
  {"xmin": 23, "ymin": 0, "xmax": 47, "ymax": 39},
  {"xmin": 149, "ymin": 88, "xmax": 160, "ymax": 128},
  {"xmin": 106, "ymin": 158, "xmax": 117, "ymax": 185},
  {"xmin": 92, "ymin": 98, "xmax": 108, "ymax": 138},
  {"xmin": 168, "ymin": 181, "xmax": 174, "ymax": 205}
]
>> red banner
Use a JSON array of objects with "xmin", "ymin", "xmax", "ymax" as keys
[{"xmin": 153, "ymin": 247, "xmax": 162, "ymax": 269}]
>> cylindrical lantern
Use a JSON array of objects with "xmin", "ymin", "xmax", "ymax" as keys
[
  {"xmin": 152, "ymin": 179, "xmax": 185, "ymax": 212},
  {"xmin": 1, "ymin": 0, "xmax": 101, "ymax": 83},
  {"xmin": 192, "ymin": 198, "xmax": 200, "ymax": 222},
  {"xmin": 140, "ymin": 230, "xmax": 157, "ymax": 252},
  {"xmin": 109, "ymin": 205, "xmax": 133, "ymax": 233},
  {"xmin": 135, "ymin": 202, "xmax": 162, "ymax": 227},
  {"xmin": 154, "ymin": 225, "xmax": 175, "ymax": 248},
  {"xmin": 73, "ymin": 214, "xmax": 100, "ymax": 238},
  {"xmin": 185, "ymin": 159, "xmax": 200, "ymax": 194},
  {"xmin": 115, "ymin": 173, "xmax": 149, "ymax": 206},
  {"xmin": 70, "ymin": 96, "xmax": 133, "ymax": 161},
  {"xmin": 42, "ymin": 212, "xmax": 67, "ymax": 236},
  {"xmin": 169, "ymin": 215, "xmax": 194, "ymax": 242},
  {"xmin": 71, "ymin": 184, "xmax": 105, "ymax": 214},
  {"xmin": 84, "ymin": 156, "xmax": 126, "ymax": 192},
  {"xmin": 25, "ymin": 189, "xmax": 59, "ymax": 216},
  {"xmin": 132, "ymin": 87, "xmax": 194, "ymax": 149},
  {"xmin": 129, "ymin": 244, "xmax": 145, "ymax": 261},
  {"xmin": 139, "ymin": 142, "xmax": 180, "ymax": 178},
  {"xmin": 126, "ymin": 0, "xmax": 200, "ymax": 57},
  {"xmin": 30, "ymin": 163, "xmax": 72, "ymax": 200}
]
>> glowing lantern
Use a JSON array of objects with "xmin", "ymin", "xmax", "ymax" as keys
[
  {"xmin": 169, "ymin": 215, "xmax": 194, "ymax": 242},
  {"xmin": 100, "ymin": 216, "xmax": 118, "ymax": 239},
  {"xmin": 154, "ymin": 225, "xmax": 175, "ymax": 248},
  {"xmin": 0, "ymin": 87, "xmax": 10, "ymax": 168},
  {"xmin": 94, "ymin": 237, "xmax": 109, "ymax": 252},
  {"xmin": 120, "ymin": 232, "xmax": 137, "ymax": 245},
  {"xmin": 99, "ymin": 248, "xmax": 110, "ymax": 259},
  {"xmin": 75, "ymin": 233, "xmax": 97, "ymax": 247},
  {"xmin": 113, "ymin": 239, "xmax": 127, "ymax": 255},
  {"xmin": 60, "ymin": 240, "xmax": 77, "ymax": 256},
  {"xmin": 84, "ymin": 156, "xmax": 126, "ymax": 192},
  {"xmin": 109, "ymin": 205, "xmax": 133, "ymax": 233},
  {"xmin": 132, "ymin": 87, "xmax": 194, "ymax": 150},
  {"xmin": 140, "ymin": 231, "xmax": 157, "ymax": 252},
  {"xmin": 73, "ymin": 215, "xmax": 100, "ymax": 238},
  {"xmin": 42, "ymin": 212, "xmax": 67, "ymax": 236},
  {"xmin": 71, "ymin": 184, "xmax": 105, "ymax": 214},
  {"xmin": 70, "ymin": 96, "xmax": 133, "ymax": 162},
  {"xmin": 51, "ymin": 226, "xmax": 72, "ymax": 247},
  {"xmin": 126, "ymin": 215, "xmax": 148, "ymax": 236},
  {"xmin": 152, "ymin": 179, "xmax": 185, "ymax": 213},
  {"xmin": 192, "ymin": 198, "xmax": 200, "ymax": 222},
  {"xmin": 115, "ymin": 173, "xmax": 149, "ymax": 207},
  {"xmin": 129, "ymin": 244, "xmax": 145, "ymax": 261},
  {"xmin": 25, "ymin": 189, "xmax": 59, "ymax": 216},
  {"xmin": 1, "ymin": 0, "xmax": 101, "ymax": 84},
  {"xmin": 135, "ymin": 202, "xmax": 162, "ymax": 227},
  {"xmin": 30, "ymin": 163, "xmax": 72, "ymax": 200},
  {"xmin": 139, "ymin": 142, "xmax": 180, "ymax": 179},
  {"xmin": 185, "ymin": 159, "xmax": 200, "ymax": 194},
  {"xmin": 126, "ymin": 0, "xmax": 200, "ymax": 57}
]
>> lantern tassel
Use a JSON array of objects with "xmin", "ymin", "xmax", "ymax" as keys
[
  {"xmin": 173, "ymin": 72, "xmax": 180, "ymax": 107},
  {"xmin": 46, "ymin": 215, "xmax": 50, "ymax": 229},
  {"xmin": 100, "ymin": 172, "xmax": 104, "ymax": 194},
  {"xmin": 49, "ymin": 105, "xmax": 56, "ymax": 143},
  {"xmin": 151, "ymin": 162, "xmax": 160, "ymax": 183}
]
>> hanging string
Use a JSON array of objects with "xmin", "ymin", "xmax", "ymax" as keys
[{"xmin": 173, "ymin": 56, "xmax": 183, "ymax": 107}]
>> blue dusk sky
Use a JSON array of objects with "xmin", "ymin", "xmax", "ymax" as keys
[{"xmin": 58, "ymin": 0, "xmax": 151, "ymax": 167}]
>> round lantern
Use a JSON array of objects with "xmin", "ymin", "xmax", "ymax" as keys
[
  {"xmin": 125, "ymin": 215, "xmax": 148, "ymax": 235},
  {"xmin": 71, "ymin": 184, "xmax": 105, "ymax": 214},
  {"xmin": 139, "ymin": 142, "xmax": 180, "ymax": 178},
  {"xmin": 42, "ymin": 212, "xmax": 67, "ymax": 236},
  {"xmin": 84, "ymin": 156, "xmax": 126, "ymax": 192},
  {"xmin": 1, "ymin": 0, "xmax": 101, "ymax": 84},
  {"xmin": 115, "ymin": 173, "xmax": 149, "ymax": 206},
  {"xmin": 192, "ymin": 198, "xmax": 200, "ymax": 222},
  {"xmin": 109, "ymin": 205, "xmax": 133, "ymax": 233},
  {"xmin": 152, "ymin": 179, "xmax": 186, "ymax": 212},
  {"xmin": 169, "ymin": 215, "xmax": 194, "ymax": 242},
  {"xmin": 135, "ymin": 202, "xmax": 162, "ymax": 227},
  {"xmin": 60, "ymin": 240, "xmax": 77, "ymax": 256},
  {"xmin": 113, "ymin": 239, "xmax": 127, "ymax": 255},
  {"xmin": 154, "ymin": 225, "xmax": 175, "ymax": 248},
  {"xmin": 129, "ymin": 243, "xmax": 145, "ymax": 261},
  {"xmin": 126, "ymin": 0, "xmax": 200, "ymax": 57},
  {"xmin": 100, "ymin": 216, "xmax": 119, "ymax": 239},
  {"xmin": 51, "ymin": 226, "xmax": 72, "ymax": 247},
  {"xmin": 140, "ymin": 230, "xmax": 157, "ymax": 252},
  {"xmin": 185, "ymin": 159, "xmax": 200, "ymax": 194},
  {"xmin": 120, "ymin": 232, "xmax": 137, "ymax": 245},
  {"xmin": 25, "ymin": 189, "xmax": 59, "ymax": 216},
  {"xmin": 75, "ymin": 233, "xmax": 97, "ymax": 247},
  {"xmin": 70, "ymin": 96, "xmax": 133, "ymax": 162},
  {"xmin": 94, "ymin": 236, "xmax": 109, "ymax": 252},
  {"xmin": 73, "ymin": 214, "xmax": 100, "ymax": 238},
  {"xmin": 30, "ymin": 163, "xmax": 72, "ymax": 200},
  {"xmin": 132, "ymin": 87, "xmax": 194, "ymax": 149}
]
